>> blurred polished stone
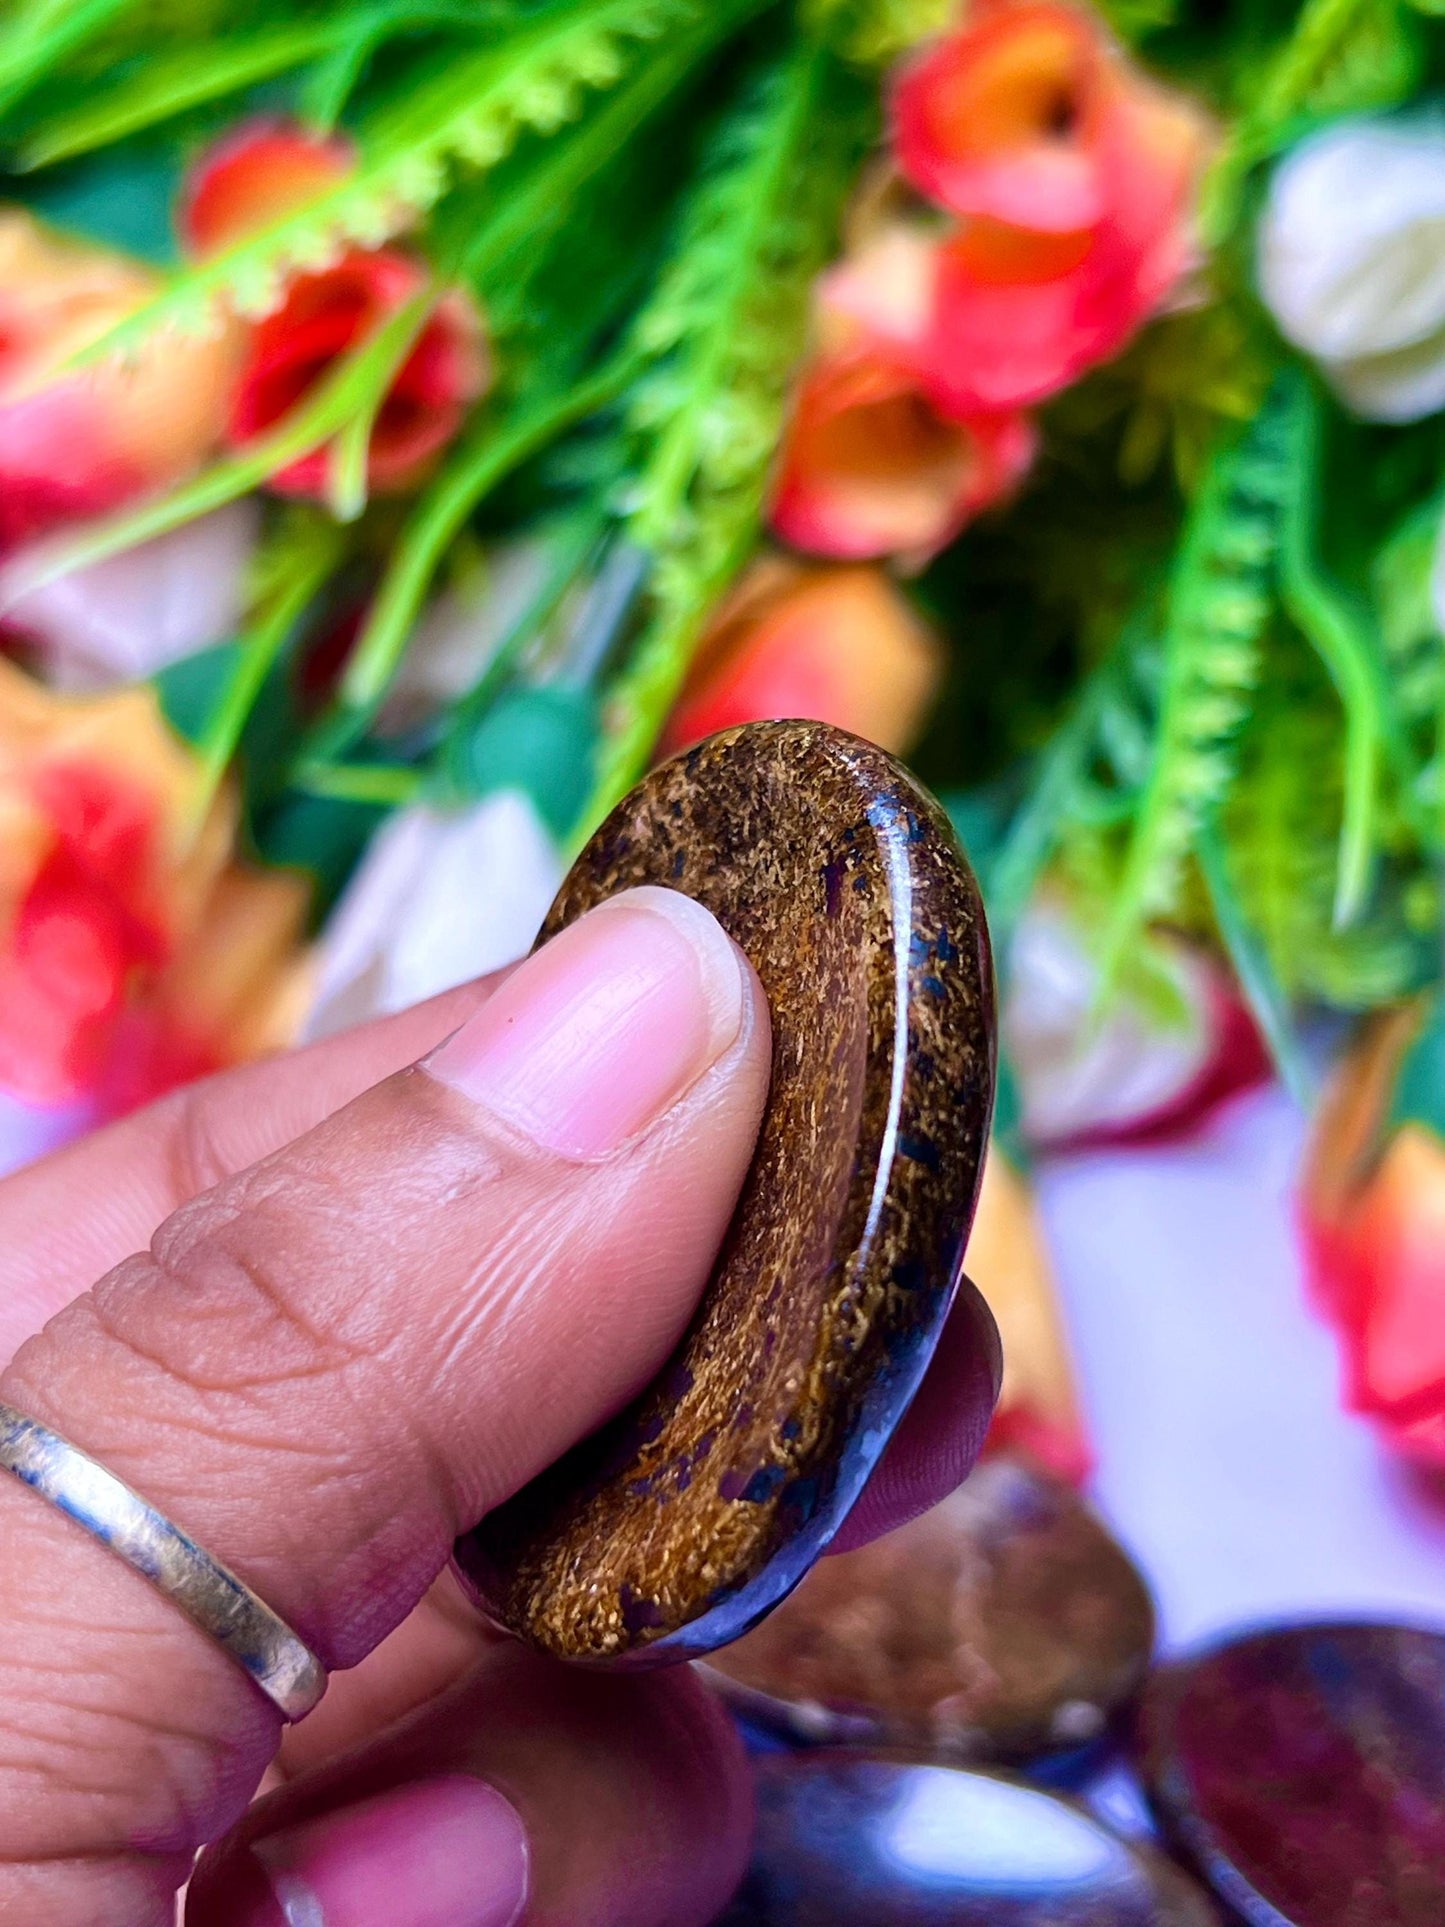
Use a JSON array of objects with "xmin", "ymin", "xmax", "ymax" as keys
[
  {"xmin": 1139, "ymin": 1621, "xmax": 1445, "ymax": 1927},
  {"xmin": 707, "ymin": 1451, "xmax": 1154, "ymax": 1759},
  {"xmin": 716, "ymin": 1752, "xmax": 1220, "ymax": 1925}
]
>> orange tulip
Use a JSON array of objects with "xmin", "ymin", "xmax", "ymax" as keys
[
  {"xmin": 1301, "ymin": 1001, "xmax": 1445, "ymax": 1466},
  {"xmin": 0, "ymin": 661, "xmax": 308, "ymax": 1108},
  {"xmin": 665, "ymin": 556, "xmax": 943, "ymax": 757},
  {"xmin": 769, "ymin": 344, "xmax": 1036, "ymax": 563},
  {"xmin": 886, "ymin": 0, "xmax": 1209, "ymax": 412},
  {"xmin": 0, "ymin": 211, "xmax": 237, "ymax": 550}
]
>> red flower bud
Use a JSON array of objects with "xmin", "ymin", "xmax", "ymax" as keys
[
  {"xmin": 228, "ymin": 252, "xmax": 487, "ymax": 495},
  {"xmin": 770, "ymin": 344, "xmax": 1036, "ymax": 563},
  {"xmin": 892, "ymin": 0, "xmax": 1116, "ymax": 233},
  {"xmin": 183, "ymin": 119, "xmax": 489, "ymax": 497},
  {"xmin": 180, "ymin": 119, "xmax": 355, "ymax": 258}
]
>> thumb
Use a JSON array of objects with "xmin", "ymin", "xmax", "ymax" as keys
[{"xmin": 0, "ymin": 885, "xmax": 770, "ymax": 1927}]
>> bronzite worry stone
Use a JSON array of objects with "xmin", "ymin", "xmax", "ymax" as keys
[
  {"xmin": 716, "ymin": 1753, "xmax": 1222, "ymax": 1926},
  {"xmin": 706, "ymin": 1449, "xmax": 1156, "ymax": 1760},
  {"xmin": 454, "ymin": 720, "xmax": 998, "ymax": 1664},
  {"xmin": 1138, "ymin": 1621, "xmax": 1445, "ymax": 1927}
]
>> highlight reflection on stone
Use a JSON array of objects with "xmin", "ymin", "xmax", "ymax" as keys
[
  {"xmin": 1139, "ymin": 1622, "xmax": 1445, "ymax": 1927},
  {"xmin": 456, "ymin": 721, "xmax": 999, "ymax": 1665},
  {"xmin": 717, "ymin": 1752, "xmax": 1221, "ymax": 1925},
  {"xmin": 707, "ymin": 1450, "xmax": 1154, "ymax": 1759}
]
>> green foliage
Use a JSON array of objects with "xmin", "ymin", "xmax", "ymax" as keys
[
  {"xmin": 802, "ymin": 0, "xmax": 950, "ymax": 65},
  {"xmin": 586, "ymin": 42, "xmax": 875, "ymax": 823},
  {"xmin": 0, "ymin": 0, "xmax": 135, "ymax": 120},
  {"xmin": 1201, "ymin": 0, "xmax": 1425, "ymax": 242},
  {"xmin": 1275, "ymin": 374, "xmax": 1419, "ymax": 927},
  {"xmin": 1095, "ymin": 378, "xmax": 1297, "ymax": 989},
  {"xmin": 64, "ymin": 0, "xmax": 713, "ymax": 352},
  {"xmin": 1220, "ymin": 639, "xmax": 1433, "ymax": 1012}
]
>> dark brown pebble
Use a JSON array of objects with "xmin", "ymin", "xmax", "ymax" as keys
[
  {"xmin": 1138, "ymin": 1621, "xmax": 1445, "ymax": 1927},
  {"xmin": 714, "ymin": 1751, "xmax": 1222, "ymax": 1925},
  {"xmin": 454, "ymin": 720, "xmax": 998, "ymax": 1664},
  {"xmin": 707, "ymin": 1449, "xmax": 1155, "ymax": 1759}
]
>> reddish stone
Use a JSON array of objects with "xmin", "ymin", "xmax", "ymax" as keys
[{"xmin": 1138, "ymin": 1622, "xmax": 1445, "ymax": 1926}]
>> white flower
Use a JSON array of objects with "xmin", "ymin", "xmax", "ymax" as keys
[
  {"xmin": 0, "ymin": 500, "xmax": 260, "ymax": 690},
  {"xmin": 379, "ymin": 539, "xmax": 554, "ymax": 736},
  {"xmin": 1258, "ymin": 119, "xmax": 1445, "ymax": 423},
  {"xmin": 305, "ymin": 790, "xmax": 562, "ymax": 1040},
  {"xmin": 1002, "ymin": 897, "xmax": 1256, "ymax": 1149}
]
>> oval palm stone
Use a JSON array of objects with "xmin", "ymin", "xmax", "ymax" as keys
[
  {"xmin": 708, "ymin": 1449, "xmax": 1155, "ymax": 1758},
  {"xmin": 1138, "ymin": 1622, "xmax": 1445, "ymax": 1927},
  {"xmin": 717, "ymin": 1753, "xmax": 1221, "ymax": 1925},
  {"xmin": 454, "ymin": 721, "xmax": 998, "ymax": 1664}
]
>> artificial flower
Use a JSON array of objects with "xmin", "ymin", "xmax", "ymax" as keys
[
  {"xmin": 1301, "ymin": 997, "xmax": 1445, "ymax": 1466},
  {"xmin": 967, "ymin": 1137, "xmax": 1091, "ymax": 1482},
  {"xmin": 0, "ymin": 500, "xmax": 260, "ymax": 690},
  {"xmin": 770, "ymin": 344, "xmax": 1035, "ymax": 561},
  {"xmin": 0, "ymin": 659, "xmax": 308, "ymax": 1108},
  {"xmin": 1002, "ymin": 893, "xmax": 1266, "ymax": 1151},
  {"xmin": 664, "ymin": 555, "xmax": 942, "ymax": 755},
  {"xmin": 923, "ymin": 113, "xmax": 1205, "ymax": 411},
  {"xmin": 1257, "ymin": 119, "xmax": 1445, "ymax": 424},
  {"xmin": 183, "ymin": 120, "xmax": 489, "ymax": 496},
  {"xmin": 179, "ymin": 119, "xmax": 357, "ymax": 256},
  {"xmin": 305, "ymin": 790, "xmax": 561, "ymax": 1039},
  {"xmin": 0, "ymin": 210, "xmax": 237, "ymax": 551},
  {"xmin": 878, "ymin": 0, "xmax": 1208, "ymax": 413},
  {"xmin": 892, "ymin": 0, "xmax": 1125, "ymax": 232}
]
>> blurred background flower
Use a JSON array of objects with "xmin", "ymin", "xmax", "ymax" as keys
[{"xmin": 1258, "ymin": 118, "xmax": 1445, "ymax": 423}]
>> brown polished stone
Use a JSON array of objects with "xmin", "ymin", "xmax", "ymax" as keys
[
  {"xmin": 1138, "ymin": 1622, "xmax": 1445, "ymax": 1927},
  {"xmin": 455, "ymin": 721, "xmax": 998, "ymax": 1664},
  {"xmin": 716, "ymin": 1752, "xmax": 1221, "ymax": 1925},
  {"xmin": 707, "ymin": 1450, "xmax": 1154, "ymax": 1758}
]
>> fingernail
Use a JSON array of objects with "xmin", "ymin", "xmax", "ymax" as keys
[
  {"xmin": 427, "ymin": 885, "xmax": 747, "ymax": 1159},
  {"xmin": 253, "ymin": 1777, "xmax": 529, "ymax": 1927}
]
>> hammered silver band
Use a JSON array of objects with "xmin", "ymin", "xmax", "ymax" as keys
[{"xmin": 0, "ymin": 1399, "xmax": 326, "ymax": 1722}]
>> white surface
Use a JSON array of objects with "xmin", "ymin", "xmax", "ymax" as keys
[
  {"xmin": 1037, "ymin": 1082, "xmax": 1445, "ymax": 1651},
  {"xmin": 304, "ymin": 789, "xmax": 561, "ymax": 1040}
]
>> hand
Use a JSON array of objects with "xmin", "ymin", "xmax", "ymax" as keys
[{"xmin": 0, "ymin": 886, "xmax": 995, "ymax": 1927}]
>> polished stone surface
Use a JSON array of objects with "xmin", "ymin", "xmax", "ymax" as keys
[
  {"xmin": 456, "ymin": 720, "xmax": 998, "ymax": 1664},
  {"xmin": 716, "ymin": 1752, "xmax": 1220, "ymax": 1925},
  {"xmin": 1138, "ymin": 1621, "xmax": 1445, "ymax": 1927},
  {"xmin": 708, "ymin": 1450, "xmax": 1154, "ymax": 1759}
]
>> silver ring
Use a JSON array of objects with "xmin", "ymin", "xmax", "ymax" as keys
[{"xmin": 0, "ymin": 1400, "xmax": 327, "ymax": 1722}]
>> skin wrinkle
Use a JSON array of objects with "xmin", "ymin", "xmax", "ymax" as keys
[{"xmin": 0, "ymin": 922, "xmax": 790, "ymax": 1926}]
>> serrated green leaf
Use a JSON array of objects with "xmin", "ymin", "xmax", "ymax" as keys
[
  {"xmin": 64, "ymin": 0, "xmax": 710, "ymax": 359},
  {"xmin": 1096, "ymin": 379, "xmax": 1297, "ymax": 993},
  {"xmin": 584, "ymin": 43, "xmax": 874, "ymax": 826}
]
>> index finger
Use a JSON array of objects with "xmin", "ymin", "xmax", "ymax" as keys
[{"xmin": 0, "ymin": 974, "xmax": 500, "ymax": 1361}]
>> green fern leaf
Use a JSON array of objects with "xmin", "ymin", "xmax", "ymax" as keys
[
  {"xmin": 1095, "ymin": 378, "xmax": 1297, "ymax": 992},
  {"xmin": 584, "ymin": 42, "xmax": 874, "ymax": 824},
  {"xmin": 65, "ymin": 0, "xmax": 706, "ymax": 353},
  {"xmin": 1222, "ymin": 651, "xmax": 1430, "ymax": 1012}
]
